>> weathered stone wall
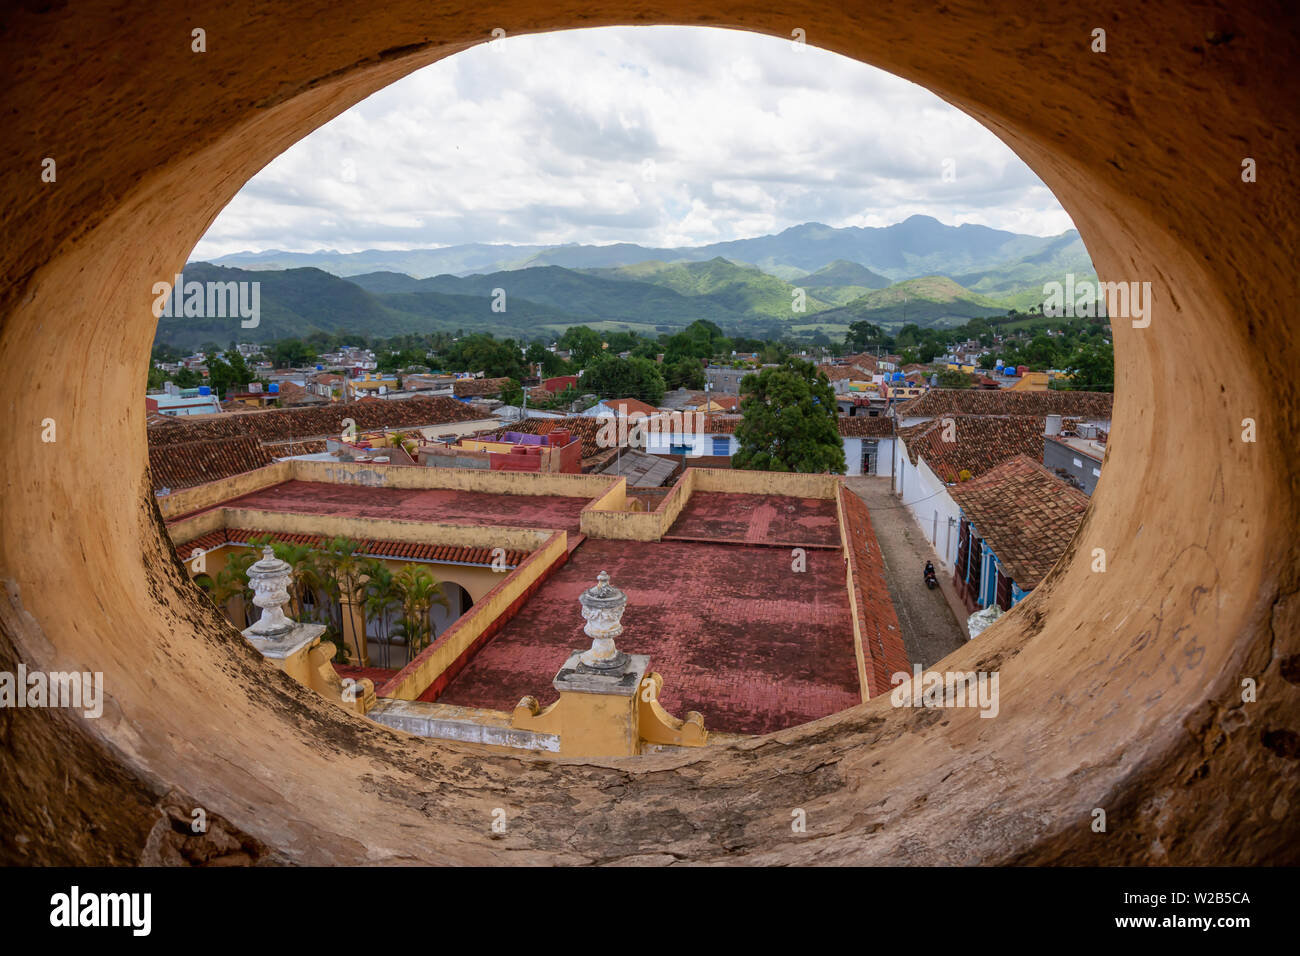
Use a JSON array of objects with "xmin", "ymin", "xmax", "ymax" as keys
[{"xmin": 0, "ymin": 1, "xmax": 1296, "ymax": 865}]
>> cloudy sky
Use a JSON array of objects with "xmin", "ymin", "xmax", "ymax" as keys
[{"xmin": 192, "ymin": 26, "xmax": 1075, "ymax": 260}]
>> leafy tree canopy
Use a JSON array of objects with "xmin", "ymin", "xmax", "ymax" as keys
[
  {"xmin": 559, "ymin": 325, "xmax": 604, "ymax": 366},
  {"xmin": 580, "ymin": 354, "xmax": 666, "ymax": 405},
  {"xmin": 664, "ymin": 356, "xmax": 705, "ymax": 391},
  {"xmin": 442, "ymin": 333, "xmax": 525, "ymax": 379},
  {"xmin": 733, "ymin": 358, "xmax": 845, "ymax": 474}
]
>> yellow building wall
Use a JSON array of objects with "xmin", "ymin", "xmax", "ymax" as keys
[
  {"xmin": 692, "ymin": 467, "xmax": 838, "ymax": 499},
  {"xmin": 381, "ymin": 531, "xmax": 568, "ymax": 701}
]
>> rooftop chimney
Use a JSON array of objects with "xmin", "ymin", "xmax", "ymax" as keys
[{"xmin": 1045, "ymin": 414, "xmax": 1063, "ymax": 436}]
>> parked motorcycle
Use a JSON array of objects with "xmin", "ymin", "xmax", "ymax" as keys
[{"xmin": 924, "ymin": 561, "xmax": 938, "ymax": 590}]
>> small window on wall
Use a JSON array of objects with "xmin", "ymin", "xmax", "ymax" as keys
[{"xmin": 711, "ymin": 436, "xmax": 730, "ymax": 456}]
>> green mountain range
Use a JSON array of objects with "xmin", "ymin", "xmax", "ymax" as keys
[
  {"xmin": 154, "ymin": 217, "xmax": 1099, "ymax": 349},
  {"xmin": 210, "ymin": 215, "xmax": 1093, "ymax": 285}
]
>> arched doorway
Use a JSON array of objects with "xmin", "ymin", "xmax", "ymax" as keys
[{"xmin": 430, "ymin": 582, "xmax": 473, "ymax": 640}]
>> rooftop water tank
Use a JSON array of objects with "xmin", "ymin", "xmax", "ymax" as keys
[
  {"xmin": 269, "ymin": 383, "xmax": 280, "ymax": 393},
  {"xmin": 198, "ymin": 385, "xmax": 210, "ymax": 395}
]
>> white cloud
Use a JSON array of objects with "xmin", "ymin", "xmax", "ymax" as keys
[{"xmin": 191, "ymin": 25, "xmax": 1076, "ymax": 260}]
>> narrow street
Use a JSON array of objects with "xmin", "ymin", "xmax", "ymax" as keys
[{"xmin": 844, "ymin": 476, "xmax": 968, "ymax": 670}]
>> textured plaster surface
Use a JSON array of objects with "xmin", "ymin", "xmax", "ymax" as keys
[
  {"xmin": 438, "ymin": 538, "xmax": 860, "ymax": 734},
  {"xmin": 0, "ymin": 1, "xmax": 1297, "ymax": 865},
  {"xmin": 225, "ymin": 479, "xmax": 589, "ymax": 533}
]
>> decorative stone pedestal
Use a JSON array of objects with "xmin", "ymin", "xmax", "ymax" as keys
[
  {"xmin": 510, "ymin": 570, "xmax": 707, "ymax": 755},
  {"xmin": 240, "ymin": 546, "xmax": 375, "ymax": 715}
]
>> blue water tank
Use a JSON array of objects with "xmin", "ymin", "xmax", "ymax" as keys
[
  {"xmin": 892, "ymin": 371, "xmax": 903, "ymax": 381},
  {"xmin": 198, "ymin": 385, "xmax": 210, "ymax": 395},
  {"xmin": 1004, "ymin": 367, "xmax": 1016, "ymax": 376},
  {"xmin": 269, "ymin": 383, "xmax": 280, "ymax": 393},
  {"xmin": 316, "ymin": 364, "xmax": 323, "ymax": 371}
]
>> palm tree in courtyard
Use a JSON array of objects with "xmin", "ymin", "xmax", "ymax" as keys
[
  {"xmin": 315, "ymin": 537, "xmax": 365, "ymax": 664},
  {"xmin": 392, "ymin": 564, "xmax": 449, "ymax": 666},
  {"xmin": 361, "ymin": 559, "xmax": 401, "ymax": 669}
]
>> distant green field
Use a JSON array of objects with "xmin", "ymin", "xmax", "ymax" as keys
[
  {"xmin": 537, "ymin": 319, "xmax": 667, "ymax": 335},
  {"xmin": 998, "ymin": 314, "xmax": 1067, "ymax": 332},
  {"xmin": 790, "ymin": 322, "xmax": 852, "ymax": 335}
]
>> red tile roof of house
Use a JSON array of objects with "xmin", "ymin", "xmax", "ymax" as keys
[
  {"xmin": 836, "ymin": 415, "xmax": 896, "ymax": 438},
  {"xmin": 173, "ymin": 528, "xmax": 528, "ymax": 568},
  {"xmin": 261, "ymin": 439, "xmax": 328, "ymax": 457},
  {"xmin": 817, "ymin": 356, "xmax": 878, "ymax": 382},
  {"xmin": 452, "ymin": 376, "xmax": 513, "ymax": 397},
  {"xmin": 149, "ymin": 435, "xmax": 272, "ymax": 491},
  {"xmin": 839, "ymin": 486, "xmax": 910, "ymax": 696},
  {"xmin": 898, "ymin": 415, "xmax": 1046, "ymax": 482},
  {"xmin": 841, "ymin": 352, "xmax": 881, "ymax": 371},
  {"xmin": 893, "ymin": 388, "xmax": 1113, "ymax": 420},
  {"xmin": 948, "ymin": 455, "xmax": 1089, "ymax": 589},
  {"xmin": 602, "ymin": 397, "xmax": 661, "ymax": 418},
  {"xmin": 147, "ymin": 395, "xmax": 485, "ymax": 446}
]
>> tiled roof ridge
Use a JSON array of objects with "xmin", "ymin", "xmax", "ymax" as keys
[
  {"xmin": 893, "ymin": 388, "xmax": 1114, "ymax": 420},
  {"xmin": 898, "ymin": 415, "xmax": 1047, "ymax": 480},
  {"xmin": 174, "ymin": 528, "xmax": 530, "ymax": 568},
  {"xmin": 148, "ymin": 433, "xmax": 272, "ymax": 492},
  {"xmin": 147, "ymin": 396, "xmax": 485, "ymax": 447},
  {"xmin": 948, "ymin": 454, "xmax": 1090, "ymax": 588}
]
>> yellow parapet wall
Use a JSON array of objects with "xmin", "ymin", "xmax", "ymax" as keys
[
  {"xmin": 378, "ymin": 531, "xmax": 569, "ymax": 702},
  {"xmin": 218, "ymin": 508, "xmax": 552, "ymax": 553},
  {"xmin": 157, "ymin": 461, "xmax": 292, "ymax": 520},
  {"xmin": 690, "ymin": 467, "xmax": 839, "ymax": 499},
  {"xmin": 291, "ymin": 458, "xmax": 618, "ymax": 498}
]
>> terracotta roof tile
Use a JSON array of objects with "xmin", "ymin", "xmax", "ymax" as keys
[
  {"xmin": 839, "ymin": 487, "xmax": 910, "ymax": 696},
  {"xmin": 948, "ymin": 455, "xmax": 1089, "ymax": 588},
  {"xmin": 173, "ymin": 528, "xmax": 528, "ymax": 569},
  {"xmin": 602, "ymin": 397, "xmax": 662, "ymax": 418},
  {"xmin": 899, "ymin": 415, "xmax": 1045, "ymax": 482},
  {"xmin": 147, "ymin": 396, "xmax": 484, "ymax": 446},
  {"xmin": 452, "ymin": 377, "xmax": 513, "ymax": 397},
  {"xmin": 149, "ymin": 434, "xmax": 272, "ymax": 492},
  {"xmin": 893, "ymin": 389, "xmax": 1113, "ymax": 420},
  {"xmin": 836, "ymin": 415, "xmax": 896, "ymax": 438}
]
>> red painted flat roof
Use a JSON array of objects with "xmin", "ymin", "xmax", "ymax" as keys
[
  {"xmin": 436, "ymin": 538, "xmax": 860, "ymax": 735},
  {"xmin": 664, "ymin": 491, "xmax": 841, "ymax": 548},
  {"xmin": 222, "ymin": 480, "xmax": 590, "ymax": 533}
]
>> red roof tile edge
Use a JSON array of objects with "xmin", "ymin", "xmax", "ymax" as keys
[
  {"xmin": 174, "ymin": 528, "xmax": 528, "ymax": 569},
  {"xmin": 839, "ymin": 485, "xmax": 911, "ymax": 698}
]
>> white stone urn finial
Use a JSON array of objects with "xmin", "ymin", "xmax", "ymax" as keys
[
  {"xmin": 245, "ymin": 545, "xmax": 295, "ymax": 637},
  {"xmin": 578, "ymin": 570, "xmax": 629, "ymax": 671}
]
